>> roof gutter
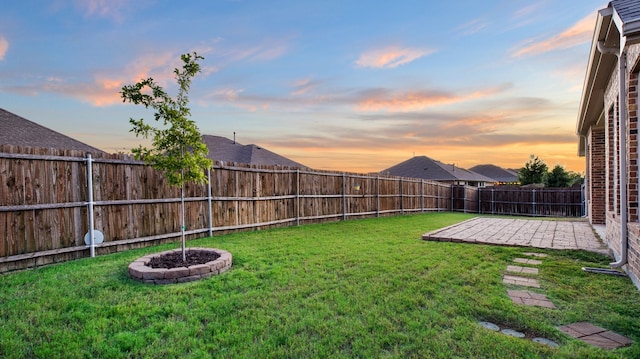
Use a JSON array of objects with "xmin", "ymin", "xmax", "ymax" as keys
[{"xmin": 597, "ymin": 38, "xmax": 629, "ymax": 268}]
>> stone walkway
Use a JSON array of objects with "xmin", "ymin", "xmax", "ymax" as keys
[
  {"xmin": 422, "ymin": 217, "xmax": 609, "ymax": 254},
  {"xmin": 430, "ymin": 219, "xmax": 633, "ymax": 350}
]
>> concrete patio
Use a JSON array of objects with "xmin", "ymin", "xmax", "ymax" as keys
[{"xmin": 422, "ymin": 217, "xmax": 609, "ymax": 255}]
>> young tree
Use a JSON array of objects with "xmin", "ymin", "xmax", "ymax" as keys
[
  {"xmin": 121, "ymin": 52, "xmax": 212, "ymax": 261},
  {"xmin": 518, "ymin": 155, "xmax": 548, "ymax": 185},
  {"xmin": 544, "ymin": 164, "xmax": 571, "ymax": 187}
]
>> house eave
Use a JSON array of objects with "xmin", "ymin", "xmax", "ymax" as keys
[{"xmin": 576, "ymin": 8, "xmax": 616, "ymax": 156}]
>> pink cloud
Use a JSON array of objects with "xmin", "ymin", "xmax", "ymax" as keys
[
  {"xmin": 356, "ymin": 85, "xmax": 509, "ymax": 112},
  {"xmin": 0, "ymin": 36, "xmax": 8, "ymax": 60},
  {"xmin": 355, "ymin": 46, "xmax": 434, "ymax": 69},
  {"xmin": 74, "ymin": 0, "xmax": 128, "ymax": 20},
  {"xmin": 290, "ymin": 78, "xmax": 320, "ymax": 96},
  {"xmin": 511, "ymin": 12, "xmax": 596, "ymax": 58},
  {"xmin": 45, "ymin": 51, "xmax": 192, "ymax": 106}
]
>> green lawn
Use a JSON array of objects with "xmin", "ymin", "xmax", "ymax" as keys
[{"xmin": 1, "ymin": 213, "xmax": 639, "ymax": 358}]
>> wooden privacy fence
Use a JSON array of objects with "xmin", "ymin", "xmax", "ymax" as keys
[
  {"xmin": 0, "ymin": 146, "xmax": 454, "ymax": 272},
  {"xmin": 0, "ymin": 146, "xmax": 585, "ymax": 272},
  {"xmin": 476, "ymin": 186, "xmax": 585, "ymax": 217}
]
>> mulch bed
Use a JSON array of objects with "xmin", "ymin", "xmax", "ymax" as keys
[{"xmin": 147, "ymin": 249, "xmax": 220, "ymax": 269}]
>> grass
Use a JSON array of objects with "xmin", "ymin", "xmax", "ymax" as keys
[{"xmin": 1, "ymin": 212, "xmax": 639, "ymax": 358}]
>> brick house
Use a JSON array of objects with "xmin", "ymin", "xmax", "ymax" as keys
[{"xmin": 577, "ymin": 0, "xmax": 640, "ymax": 288}]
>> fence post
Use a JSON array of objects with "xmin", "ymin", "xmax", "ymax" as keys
[
  {"xmin": 376, "ymin": 176, "xmax": 380, "ymax": 217},
  {"xmin": 464, "ymin": 185, "xmax": 467, "ymax": 213},
  {"xmin": 478, "ymin": 187, "xmax": 481, "ymax": 214},
  {"xmin": 342, "ymin": 173, "xmax": 347, "ymax": 220},
  {"xmin": 400, "ymin": 178, "xmax": 404, "ymax": 214},
  {"xmin": 532, "ymin": 188, "xmax": 536, "ymax": 216},
  {"xmin": 581, "ymin": 184, "xmax": 586, "ymax": 217},
  {"xmin": 296, "ymin": 169, "xmax": 300, "ymax": 226},
  {"xmin": 451, "ymin": 185, "xmax": 454, "ymax": 212},
  {"xmin": 207, "ymin": 168, "xmax": 213, "ymax": 236},
  {"xmin": 86, "ymin": 153, "xmax": 96, "ymax": 258},
  {"xmin": 421, "ymin": 179, "xmax": 425, "ymax": 212},
  {"xmin": 491, "ymin": 188, "xmax": 495, "ymax": 215}
]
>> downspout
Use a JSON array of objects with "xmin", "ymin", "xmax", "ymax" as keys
[
  {"xmin": 581, "ymin": 135, "xmax": 588, "ymax": 218},
  {"xmin": 597, "ymin": 40, "xmax": 629, "ymax": 268}
]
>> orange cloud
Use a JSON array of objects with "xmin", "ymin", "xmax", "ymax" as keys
[
  {"xmin": 355, "ymin": 46, "xmax": 433, "ymax": 69},
  {"xmin": 511, "ymin": 12, "xmax": 595, "ymax": 57},
  {"xmin": 0, "ymin": 36, "xmax": 8, "ymax": 60}
]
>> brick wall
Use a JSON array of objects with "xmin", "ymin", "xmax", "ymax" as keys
[
  {"xmin": 589, "ymin": 127, "xmax": 606, "ymax": 224},
  {"xmin": 627, "ymin": 223, "xmax": 640, "ymax": 289},
  {"xmin": 601, "ymin": 44, "xmax": 640, "ymax": 288},
  {"xmin": 607, "ymin": 105, "xmax": 616, "ymax": 213},
  {"xmin": 628, "ymin": 71, "xmax": 638, "ymax": 222}
]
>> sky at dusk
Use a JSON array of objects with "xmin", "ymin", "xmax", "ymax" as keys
[{"xmin": 0, "ymin": 0, "xmax": 608, "ymax": 173}]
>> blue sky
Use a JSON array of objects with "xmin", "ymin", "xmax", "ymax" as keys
[{"xmin": 0, "ymin": 0, "xmax": 607, "ymax": 172}]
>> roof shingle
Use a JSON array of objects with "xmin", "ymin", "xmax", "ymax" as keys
[
  {"xmin": 382, "ymin": 156, "xmax": 494, "ymax": 183},
  {"xmin": 0, "ymin": 108, "xmax": 104, "ymax": 153},
  {"xmin": 202, "ymin": 135, "xmax": 306, "ymax": 168}
]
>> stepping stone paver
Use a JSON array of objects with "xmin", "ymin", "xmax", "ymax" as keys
[
  {"xmin": 533, "ymin": 337, "xmax": 559, "ymax": 348},
  {"xmin": 513, "ymin": 258, "xmax": 542, "ymax": 265},
  {"xmin": 479, "ymin": 321, "xmax": 500, "ymax": 331},
  {"xmin": 507, "ymin": 290, "xmax": 556, "ymax": 308},
  {"xmin": 523, "ymin": 252, "xmax": 548, "ymax": 257},
  {"xmin": 501, "ymin": 329, "xmax": 525, "ymax": 338},
  {"xmin": 506, "ymin": 265, "xmax": 539, "ymax": 274},
  {"xmin": 503, "ymin": 275, "xmax": 540, "ymax": 288},
  {"xmin": 479, "ymin": 321, "xmax": 559, "ymax": 348},
  {"xmin": 558, "ymin": 322, "xmax": 632, "ymax": 349}
]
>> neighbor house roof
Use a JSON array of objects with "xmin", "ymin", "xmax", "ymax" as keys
[
  {"xmin": 577, "ymin": 0, "xmax": 640, "ymax": 155},
  {"xmin": 468, "ymin": 164, "xmax": 519, "ymax": 183},
  {"xmin": 202, "ymin": 135, "xmax": 306, "ymax": 168},
  {"xmin": 382, "ymin": 156, "xmax": 494, "ymax": 183},
  {"xmin": 0, "ymin": 108, "xmax": 104, "ymax": 153}
]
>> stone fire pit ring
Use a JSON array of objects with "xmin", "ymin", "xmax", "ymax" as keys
[{"xmin": 128, "ymin": 247, "xmax": 232, "ymax": 285}]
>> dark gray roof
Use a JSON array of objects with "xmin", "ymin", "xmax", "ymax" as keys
[
  {"xmin": 0, "ymin": 108, "xmax": 104, "ymax": 153},
  {"xmin": 382, "ymin": 156, "xmax": 494, "ymax": 183},
  {"xmin": 611, "ymin": 0, "xmax": 640, "ymax": 35},
  {"xmin": 202, "ymin": 135, "xmax": 306, "ymax": 168},
  {"xmin": 468, "ymin": 164, "xmax": 519, "ymax": 183}
]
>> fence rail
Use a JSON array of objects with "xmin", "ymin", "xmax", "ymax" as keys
[{"xmin": 0, "ymin": 145, "xmax": 584, "ymax": 272}]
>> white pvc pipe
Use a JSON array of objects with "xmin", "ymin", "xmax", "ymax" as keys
[
  {"xmin": 598, "ymin": 41, "xmax": 629, "ymax": 268},
  {"xmin": 613, "ymin": 49, "xmax": 629, "ymax": 268},
  {"xmin": 207, "ymin": 168, "xmax": 213, "ymax": 237}
]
